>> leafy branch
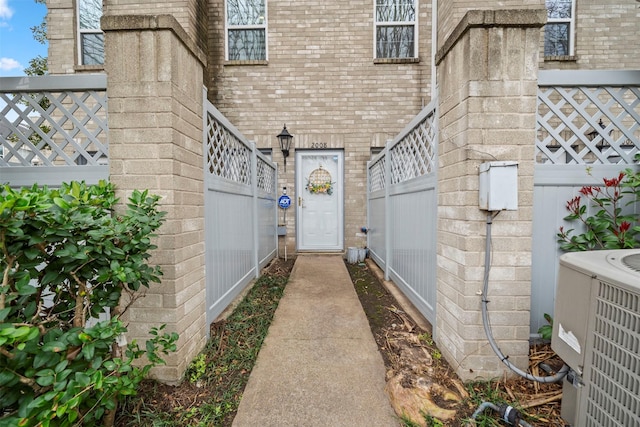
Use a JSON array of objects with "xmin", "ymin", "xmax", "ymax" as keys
[
  {"xmin": 0, "ymin": 181, "xmax": 177, "ymax": 427},
  {"xmin": 557, "ymin": 157, "xmax": 640, "ymax": 252}
]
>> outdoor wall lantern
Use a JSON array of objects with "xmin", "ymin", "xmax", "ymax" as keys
[{"xmin": 277, "ymin": 124, "xmax": 293, "ymax": 172}]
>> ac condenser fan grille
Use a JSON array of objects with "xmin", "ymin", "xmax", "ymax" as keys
[
  {"xmin": 622, "ymin": 253, "xmax": 640, "ymax": 272},
  {"xmin": 585, "ymin": 281, "xmax": 640, "ymax": 426}
]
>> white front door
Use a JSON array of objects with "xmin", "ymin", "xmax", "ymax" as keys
[{"xmin": 296, "ymin": 151, "xmax": 344, "ymax": 251}]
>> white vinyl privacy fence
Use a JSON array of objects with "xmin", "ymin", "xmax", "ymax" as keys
[
  {"xmin": 531, "ymin": 70, "xmax": 640, "ymax": 334},
  {"xmin": 0, "ymin": 74, "xmax": 109, "ymax": 187},
  {"xmin": 203, "ymin": 97, "xmax": 278, "ymax": 327},
  {"xmin": 367, "ymin": 101, "xmax": 438, "ymax": 326}
]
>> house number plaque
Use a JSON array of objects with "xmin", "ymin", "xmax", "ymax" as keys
[{"xmin": 311, "ymin": 142, "xmax": 327, "ymax": 149}]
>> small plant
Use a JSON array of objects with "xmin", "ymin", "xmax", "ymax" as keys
[
  {"xmin": 557, "ymin": 159, "xmax": 640, "ymax": 252},
  {"xmin": 400, "ymin": 413, "xmax": 422, "ymax": 427},
  {"xmin": 188, "ymin": 353, "xmax": 207, "ymax": 384},
  {"xmin": 537, "ymin": 313, "xmax": 553, "ymax": 341},
  {"xmin": 418, "ymin": 332, "xmax": 434, "ymax": 346},
  {"xmin": 464, "ymin": 381, "xmax": 512, "ymax": 426},
  {"xmin": 423, "ymin": 413, "xmax": 445, "ymax": 426},
  {"xmin": 465, "ymin": 381, "xmax": 506, "ymax": 407}
]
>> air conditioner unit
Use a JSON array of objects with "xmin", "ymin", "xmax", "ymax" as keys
[{"xmin": 551, "ymin": 249, "xmax": 640, "ymax": 427}]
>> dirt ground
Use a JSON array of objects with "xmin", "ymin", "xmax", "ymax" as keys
[{"xmin": 346, "ymin": 260, "xmax": 567, "ymax": 427}]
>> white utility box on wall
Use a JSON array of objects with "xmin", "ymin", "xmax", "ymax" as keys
[{"xmin": 478, "ymin": 161, "xmax": 518, "ymax": 211}]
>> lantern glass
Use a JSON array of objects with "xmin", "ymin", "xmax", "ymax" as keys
[{"xmin": 277, "ymin": 125, "xmax": 293, "ymax": 158}]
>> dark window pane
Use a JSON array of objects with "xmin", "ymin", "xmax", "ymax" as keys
[
  {"xmin": 376, "ymin": 25, "xmax": 415, "ymax": 58},
  {"xmin": 376, "ymin": 0, "xmax": 415, "ymax": 22},
  {"xmin": 81, "ymin": 33, "xmax": 105, "ymax": 65},
  {"xmin": 544, "ymin": 23, "xmax": 570, "ymax": 56},
  {"xmin": 228, "ymin": 29, "xmax": 266, "ymax": 60},
  {"xmin": 79, "ymin": 0, "xmax": 102, "ymax": 29},
  {"xmin": 546, "ymin": 0, "xmax": 572, "ymax": 19},
  {"xmin": 227, "ymin": 0, "xmax": 266, "ymax": 26}
]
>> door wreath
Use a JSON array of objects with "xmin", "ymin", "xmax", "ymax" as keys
[{"xmin": 306, "ymin": 166, "xmax": 334, "ymax": 195}]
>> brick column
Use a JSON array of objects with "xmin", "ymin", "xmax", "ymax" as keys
[
  {"xmin": 435, "ymin": 9, "xmax": 546, "ymax": 381},
  {"xmin": 102, "ymin": 15, "xmax": 207, "ymax": 382}
]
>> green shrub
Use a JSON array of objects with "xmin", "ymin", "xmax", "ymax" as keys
[
  {"xmin": 557, "ymin": 157, "xmax": 640, "ymax": 252},
  {"xmin": 0, "ymin": 181, "xmax": 177, "ymax": 427}
]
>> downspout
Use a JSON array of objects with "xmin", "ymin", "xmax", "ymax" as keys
[
  {"xmin": 430, "ymin": 0, "xmax": 438, "ymax": 342},
  {"xmin": 431, "ymin": 0, "xmax": 437, "ymax": 101}
]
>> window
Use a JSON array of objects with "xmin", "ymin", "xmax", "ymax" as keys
[
  {"xmin": 375, "ymin": 0, "xmax": 416, "ymax": 59},
  {"xmin": 78, "ymin": 0, "xmax": 104, "ymax": 65},
  {"xmin": 544, "ymin": 0, "xmax": 575, "ymax": 57},
  {"xmin": 258, "ymin": 148, "xmax": 272, "ymax": 160},
  {"xmin": 226, "ymin": 0, "xmax": 267, "ymax": 61}
]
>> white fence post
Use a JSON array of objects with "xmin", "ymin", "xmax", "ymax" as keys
[
  {"xmin": 251, "ymin": 141, "xmax": 260, "ymax": 278},
  {"xmin": 384, "ymin": 141, "xmax": 392, "ymax": 282}
]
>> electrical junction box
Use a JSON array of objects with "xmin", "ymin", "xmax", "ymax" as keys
[{"xmin": 478, "ymin": 161, "xmax": 518, "ymax": 211}]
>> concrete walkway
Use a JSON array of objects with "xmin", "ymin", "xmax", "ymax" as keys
[{"xmin": 233, "ymin": 255, "xmax": 399, "ymax": 427}]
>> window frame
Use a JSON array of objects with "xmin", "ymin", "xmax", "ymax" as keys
[
  {"xmin": 373, "ymin": 0, "xmax": 418, "ymax": 60},
  {"xmin": 544, "ymin": 0, "xmax": 576, "ymax": 58},
  {"xmin": 258, "ymin": 148, "xmax": 272, "ymax": 160},
  {"xmin": 225, "ymin": 0, "xmax": 268, "ymax": 62},
  {"xmin": 76, "ymin": 0, "xmax": 105, "ymax": 66}
]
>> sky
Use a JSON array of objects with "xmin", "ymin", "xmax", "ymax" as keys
[{"xmin": 0, "ymin": 0, "xmax": 48, "ymax": 77}]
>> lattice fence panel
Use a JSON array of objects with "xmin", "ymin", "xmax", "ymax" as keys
[
  {"xmin": 369, "ymin": 156, "xmax": 386, "ymax": 192},
  {"xmin": 205, "ymin": 113, "xmax": 251, "ymax": 185},
  {"xmin": 257, "ymin": 156, "xmax": 275, "ymax": 194},
  {"xmin": 537, "ymin": 85, "xmax": 640, "ymax": 165},
  {"xmin": 1, "ymin": 87, "xmax": 108, "ymax": 167},
  {"xmin": 390, "ymin": 111, "xmax": 437, "ymax": 185}
]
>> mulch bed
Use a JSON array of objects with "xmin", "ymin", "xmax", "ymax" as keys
[{"xmin": 346, "ymin": 260, "xmax": 566, "ymax": 427}]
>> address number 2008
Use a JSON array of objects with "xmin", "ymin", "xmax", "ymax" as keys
[{"xmin": 311, "ymin": 142, "xmax": 327, "ymax": 149}]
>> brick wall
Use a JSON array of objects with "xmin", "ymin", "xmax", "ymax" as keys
[
  {"xmin": 46, "ymin": 0, "xmax": 78, "ymax": 74},
  {"xmin": 102, "ymin": 14, "xmax": 207, "ymax": 383},
  {"xmin": 46, "ymin": 0, "xmax": 208, "ymax": 75},
  {"xmin": 434, "ymin": 0, "xmax": 639, "ymax": 72},
  {"xmin": 207, "ymin": 0, "xmax": 433, "ymax": 252},
  {"xmin": 541, "ymin": 0, "xmax": 640, "ymax": 70},
  {"xmin": 435, "ymin": 9, "xmax": 546, "ymax": 381}
]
